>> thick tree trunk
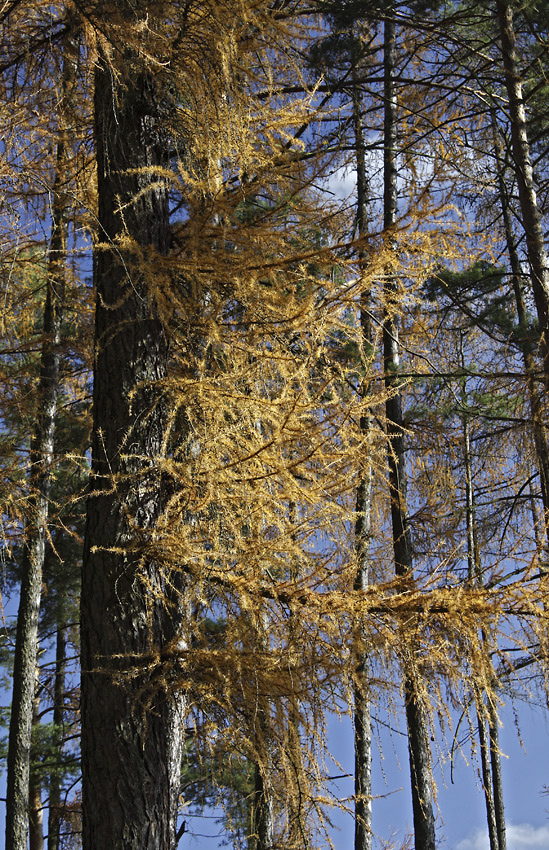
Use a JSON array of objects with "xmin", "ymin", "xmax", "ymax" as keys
[
  {"xmin": 81, "ymin": 37, "xmax": 185, "ymax": 850},
  {"xmin": 351, "ymin": 51, "xmax": 373, "ymax": 850},
  {"xmin": 496, "ymin": 0, "xmax": 549, "ymax": 388},
  {"xmin": 383, "ymin": 15, "xmax": 436, "ymax": 850},
  {"xmin": 5, "ymin": 55, "xmax": 68, "ymax": 850}
]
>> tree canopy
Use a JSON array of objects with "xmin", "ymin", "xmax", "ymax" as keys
[{"xmin": 1, "ymin": 1, "xmax": 549, "ymax": 849}]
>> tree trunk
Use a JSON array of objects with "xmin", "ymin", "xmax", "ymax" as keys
[
  {"xmin": 351, "ymin": 47, "xmax": 373, "ymax": 850},
  {"xmin": 5, "ymin": 40, "xmax": 69, "ymax": 849},
  {"xmin": 460, "ymin": 341, "xmax": 506, "ymax": 850},
  {"xmin": 496, "ymin": 0, "xmax": 549, "ymax": 389},
  {"xmin": 383, "ymin": 15, "xmax": 436, "ymax": 850},
  {"xmin": 250, "ymin": 610, "xmax": 275, "ymax": 850},
  {"xmin": 488, "ymin": 698, "xmax": 507, "ymax": 850},
  {"xmin": 47, "ymin": 621, "xmax": 66, "ymax": 850},
  {"xmin": 253, "ymin": 762, "xmax": 275, "ymax": 850},
  {"xmin": 287, "ymin": 504, "xmax": 307, "ymax": 850},
  {"xmin": 29, "ymin": 665, "xmax": 44, "ymax": 850},
  {"xmin": 463, "ymin": 389, "xmax": 499, "ymax": 850},
  {"xmin": 491, "ymin": 107, "xmax": 549, "ymax": 538},
  {"xmin": 80, "ymin": 33, "xmax": 185, "ymax": 850},
  {"xmin": 477, "ymin": 707, "xmax": 499, "ymax": 850}
]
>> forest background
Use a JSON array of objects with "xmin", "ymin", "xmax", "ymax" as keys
[{"xmin": 2, "ymin": 1, "xmax": 549, "ymax": 849}]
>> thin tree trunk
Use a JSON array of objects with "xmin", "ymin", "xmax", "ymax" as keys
[
  {"xmin": 5, "ymin": 37, "xmax": 70, "ymax": 849},
  {"xmin": 81, "ymin": 31, "xmax": 185, "ymax": 850},
  {"xmin": 351, "ymin": 47, "xmax": 373, "ymax": 850},
  {"xmin": 383, "ymin": 15, "xmax": 436, "ymax": 850},
  {"xmin": 460, "ymin": 337, "xmax": 506, "ymax": 850},
  {"xmin": 253, "ymin": 762, "xmax": 275, "ymax": 850},
  {"xmin": 488, "ymin": 698, "xmax": 507, "ymax": 850},
  {"xmin": 287, "ymin": 503, "xmax": 308, "ymax": 850},
  {"xmin": 462, "ymin": 364, "xmax": 499, "ymax": 850},
  {"xmin": 491, "ymin": 108, "xmax": 549, "ymax": 537},
  {"xmin": 29, "ymin": 665, "xmax": 44, "ymax": 850},
  {"xmin": 476, "ymin": 706, "xmax": 499, "ymax": 850},
  {"xmin": 47, "ymin": 621, "xmax": 66, "ymax": 850},
  {"xmin": 496, "ymin": 0, "xmax": 549, "ymax": 389},
  {"xmin": 251, "ymin": 609, "xmax": 275, "ymax": 850}
]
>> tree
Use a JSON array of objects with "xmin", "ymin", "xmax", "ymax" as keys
[
  {"xmin": 80, "ymin": 6, "xmax": 184, "ymax": 846},
  {"xmin": 79, "ymin": 3, "xmax": 349, "ymax": 847},
  {"xmin": 5, "ymin": 15, "xmax": 76, "ymax": 848},
  {"xmin": 3, "ymin": 2, "xmax": 549, "ymax": 849},
  {"xmin": 495, "ymin": 0, "xmax": 549, "ymax": 391}
]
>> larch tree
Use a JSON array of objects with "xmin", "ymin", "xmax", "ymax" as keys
[
  {"xmin": 79, "ymin": 2, "xmax": 352, "ymax": 847},
  {"xmin": 3, "ymin": 1, "xmax": 549, "ymax": 849},
  {"xmin": 80, "ymin": 4, "xmax": 184, "ymax": 845}
]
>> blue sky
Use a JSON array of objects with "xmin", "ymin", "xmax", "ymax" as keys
[{"xmin": 175, "ymin": 698, "xmax": 549, "ymax": 850}]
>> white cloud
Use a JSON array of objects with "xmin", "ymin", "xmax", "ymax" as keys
[
  {"xmin": 457, "ymin": 823, "xmax": 549, "ymax": 850},
  {"xmin": 325, "ymin": 165, "xmax": 356, "ymax": 202}
]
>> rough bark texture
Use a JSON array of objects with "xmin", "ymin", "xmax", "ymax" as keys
[
  {"xmin": 80, "ymin": 40, "xmax": 184, "ymax": 850},
  {"xmin": 5, "ymin": 83, "xmax": 67, "ymax": 850},
  {"xmin": 383, "ymin": 15, "xmax": 436, "ymax": 850},
  {"xmin": 496, "ymin": 0, "xmax": 549, "ymax": 388},
  {"xmin": 28, "ymin": 667, "xmax": 44, "ymax": 850}
]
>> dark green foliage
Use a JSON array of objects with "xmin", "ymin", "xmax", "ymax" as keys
[
  {"xmin": 425, "ymin": 260, "xmax": 528, "ymax": 337},
  {"xmin": 181, "ymin": 739, "xmax": 255, "ymax": 848}
]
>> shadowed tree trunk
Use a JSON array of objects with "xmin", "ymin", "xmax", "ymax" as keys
[
  {"xmin": 80, "ymin": 20, "xmax": 185, "ymax": 850},
  {"xmin": 47, "ymin": 617, "xmax": 66, "ymax": 850}
]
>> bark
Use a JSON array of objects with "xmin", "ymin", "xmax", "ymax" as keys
[
  {"xmin": 383, "ymin": 15, "xmax": 436, "ymax": 850},
  {"xmin": 491, "ymin": 109, "xmax": 549, "ymax": 540},
  {"xmin": 287, "ymin": 504, "xmax": 307, "ymax": 850},
  {"xmin": 351, "ymin": 48, "xmax": 373, "ymax": 850},
  {"xmin": 47, "ymin": 623, "xmax": 66, "ymax": 850},
  {"xmin": 81, "ymin": 35, "xmax": 185, "ymax": 850},
  {"xmin": 460, "ymin": 345, "xmax": 506, "ymax": 850},
  {"xmin": 29, "ymin": 666, "xmax": 44, "ymax": 850},
  {"xmin": 488, "ymin": 699, "xmax": 507, "ymax": 850},
  {"xmin": 253, "ymin": 762, "xmax": 275, "ymax": 850},
  {"xmin": 477, "ymin": 707, "xmax": 499, "ymax": 850},
  {"xmin": 5, "ymin": 46, "xmax": 69, "ymax": 850},
  {"xmin": 496, "ymin": 0, "xmax": 549, "ymax": 389},
  {"xmin": 251, "ymin": 613, "xmax": 275, "ymax": 850}
]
